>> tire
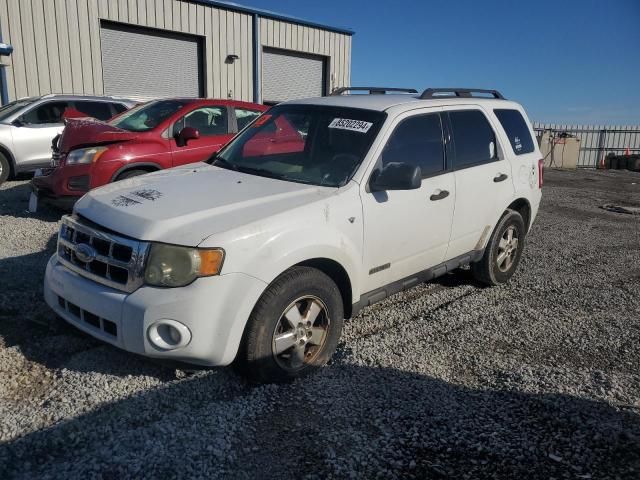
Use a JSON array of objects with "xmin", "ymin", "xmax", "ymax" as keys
[
  {"xmin": 0, "ymin": 152, "xmax": 10, "ymax": 185},
  {"xmin": 236, "ymin": 266, "xmax": 344, "ymax": 383},
  {"xmin": 473, "ymin": 209, "xmax": 526, "ymax": 286},
  {"xmin": 115, "ymin": 169, "xmax": 149, "ymax": 181}
]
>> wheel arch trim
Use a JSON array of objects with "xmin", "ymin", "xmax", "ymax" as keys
[{"xmin": 110, "ymin": 162, "xmax": 162, "ymax": 182}]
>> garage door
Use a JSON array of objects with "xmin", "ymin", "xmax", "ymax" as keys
[
  {"xmin": 262, "ymin": 48, "xmax": 325, "ymax": 104},
  {"xmin": 101, "ymin": 23, "xmax": 203, "ymax": 101}
]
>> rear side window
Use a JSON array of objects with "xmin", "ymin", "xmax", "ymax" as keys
[
  {"xmin": 236, "ymin": 108, "xmax": 262, "ymax": 130},
  {"xmin": 494, "ymin": 109, "xmax": 535, "ymax": 155},
  {"xmin": 448, "ymin": 110, "xmax": 497, "ymax": 169},
  {"xmin": 381, "ymin": 113, "xmax": 445, "ymax": 177},
  {"xmin": 73, "ymin": 101, "xmax": 113, "ymax": 121}
]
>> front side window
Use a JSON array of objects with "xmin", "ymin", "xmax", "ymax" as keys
[
  {"xmin": 494, "ymin": 109, "xmax": 535, "ymax": 155},
  {"xmin": 448, "ymin": 110, "xmax": 497, "ymax": 169},
  {"xmin": 212, "ymin": 105, "xmax": 385, "ymax": 187},
  {"xmin": 381, "ymin": 113, "xmax": 445, "ymax": 177},
  {"xmin": 20, "ymin": 101, "xmax": 71, "ymax": 125},
  {"xmin": 236, "ymin": 108, "xmax": 262, "ymax": 130},
  {"xmin": 173, "ymin": 106, "xmax": 228, "ymax": 137},
  {"xmin": 110, "ymin": 100, "xmax": 189, "ymax": 132},
  {"xmin": 0, "ymin": 98, "xmax": 37, "ymax": 122},
  {"xmin": 73, "ymin": 101, "xmax": 114, "ymax": 121}
]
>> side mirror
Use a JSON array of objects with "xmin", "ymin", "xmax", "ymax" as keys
[
  {"xmin": 175, "ymin": 126, "xmax": 200, "ymax": 147},
  {"xmin": 370, "ymin": 162, "xmax": 422, "ymax": 192}
]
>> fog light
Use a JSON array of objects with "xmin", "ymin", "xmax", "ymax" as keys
[
  {"xmin": 147, "ymin": 320, "xmax": 191, "ymax": 350},
  {"xmin": 67, "ymin": 175, "xmax": 90, "ymax": 191}
]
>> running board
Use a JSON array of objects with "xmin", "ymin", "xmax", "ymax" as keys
[{"xmin": 351, "ymin": 250, "xmax": 484, "ymax": 317}]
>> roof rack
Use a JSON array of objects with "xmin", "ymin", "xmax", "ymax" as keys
[
  {"xmin": 330, "ymin": 87, "xmax": 418, "ymax": 96},
  {"xmin": 419, "ymin": 88, "xmax": 505, "ymax": 100}
]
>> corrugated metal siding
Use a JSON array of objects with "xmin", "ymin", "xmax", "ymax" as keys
[
  {"xmin": 101, "ymin": 23, "xmax": 202, "ymax": 100},
  {"xmin": 0, "ymin": 0, "xmax": 254, "ymax": 102},
  {"xmin": 259, "ymin": 17, "xmax": 351, "ymax": 98},
  {"xmin": 262, "ymin": 49, "xmax": 324, "ymax": 103},
  {"xmin": 533, "ymin": 122, "xmax": 640, "ymax": 168}
]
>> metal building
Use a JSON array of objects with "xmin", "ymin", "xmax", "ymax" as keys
[{"xmin": 0, "ymin": 0, "xmax": 353, "ymax": 105}]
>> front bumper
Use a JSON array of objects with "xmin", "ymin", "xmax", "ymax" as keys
[
  {"xmin": 44, "ymin": 254, "xmax": 268, "ymax": 366},
  {"xmin": 31, "ymin": 167, "xmax": 87, "ymax": 210}
]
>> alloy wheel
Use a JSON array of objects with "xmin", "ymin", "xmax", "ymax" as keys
[{"xmin": 272, "ymin": 296, "xmax": 330, "ymax": 371}]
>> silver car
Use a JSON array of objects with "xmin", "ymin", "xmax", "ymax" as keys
[{"xmin": 0, "ymin": 94, "xmax": 135, "ymax": 184}]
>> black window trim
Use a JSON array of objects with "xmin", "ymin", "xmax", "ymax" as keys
[
  {"xmin": 367, "ymin": 111, "xmax": 451, "ymax": 192},
  {"xmin": 445, "ymin": 108, "xmax": 502, "ymax": 172}
]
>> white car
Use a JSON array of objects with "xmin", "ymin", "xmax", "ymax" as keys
[
  {"xmin": 0, "ymin": 94, "xmax": 134, "ymax": 184},
  {"xmin": 44, "ymin": 87, "xmax": 543, "ymax": 383}
]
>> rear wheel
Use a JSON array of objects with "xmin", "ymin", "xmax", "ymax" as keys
[
  {"xmin": 115, "ymin": 169, "xmax": 149, "ymax": 181},
  {"xmin": 0, "ymin": 152, "xmax": 11, "ymax": 185},
  {"xmin": 236, "ymin": 266, "xmax": 344, "ymax": 383},
  {"xmin": 473, "ymin": 209, "xmax": 526, "ymax": 286}
]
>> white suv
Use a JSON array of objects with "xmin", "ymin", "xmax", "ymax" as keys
[
  {"xmin": 44, "ymin": 87, "xmax": 543, "ymax": 383},
  {"xmin": 0, "ymin": 94, "xmax": 134, "ymax": 184}
]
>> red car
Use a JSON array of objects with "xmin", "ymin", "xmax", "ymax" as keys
[{"xmin": 31, "ymin": 98, "xmax": 268, "ymax": 209}]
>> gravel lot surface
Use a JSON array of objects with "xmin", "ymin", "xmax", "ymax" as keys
[{"xmin": 1, "ymin": 169, "xmax": 639, "ymax": 479}]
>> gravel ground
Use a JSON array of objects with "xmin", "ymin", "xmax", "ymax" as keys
[{"xmin": 0, "ymin": 169, "xmax": 639, "ymax": 479}]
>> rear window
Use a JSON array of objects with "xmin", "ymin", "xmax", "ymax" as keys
[
  {"xmin": 448, "ymin": 110, "xmax": 497, "ymax": 169},
  {"xmin": 494, "ymin": 109, "xmax": 535, "ymax": 155}
]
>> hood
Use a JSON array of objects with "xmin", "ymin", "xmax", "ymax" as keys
[
  {"xmin": 74, "ymin": 163, "xmax": 336, "ymax": 246},
  {"xmin": 59, "ymin": 118, "xmax": 137, "ymax": 153}
]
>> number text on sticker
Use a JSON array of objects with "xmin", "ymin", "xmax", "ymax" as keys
[{"xmin": 328, "ymin": 118, "xmax": 373, "ymax": 133}]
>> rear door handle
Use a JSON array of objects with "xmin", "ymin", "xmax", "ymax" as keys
[
  {"xmin": 430, "ymin": 189, "xmax": 450, "ymax": 201},
  {"xmin": 493, "ymin": 173, "xmax": 508, "ymax": 182}
]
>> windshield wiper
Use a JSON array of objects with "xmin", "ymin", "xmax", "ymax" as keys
[
  {"xmin": 211, "ymin": 157, "xmax": 239, "ymax": 171},
  {"xmin": 235, "ymin": 165, "xmax": 287, "ymax": 180}
]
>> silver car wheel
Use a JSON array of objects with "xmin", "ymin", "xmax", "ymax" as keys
[
  {"xmin": 496, "ymin": 226, "xmax": 519, "ymax": 272},
  {"xmin": 272, "ymin": 296, "xmax": 330, "ymax": 371}
]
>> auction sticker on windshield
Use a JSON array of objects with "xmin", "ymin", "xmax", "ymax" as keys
[{"xmin": 328, "ymin": 118, "xmax": 373, "ymax": 133}]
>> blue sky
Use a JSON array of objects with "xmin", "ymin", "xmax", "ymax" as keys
[{"xmin": 247, "ymin": 0, "xmax": 640, "ymax": 125}]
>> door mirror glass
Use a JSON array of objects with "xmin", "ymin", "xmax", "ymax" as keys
[
  {"xmin": 176, "ymin": 126, "xmax": 200, "ymax": 147},
  {"xmin": 370, "ymin": 162, "xmax": 422, "ymax": 192}
]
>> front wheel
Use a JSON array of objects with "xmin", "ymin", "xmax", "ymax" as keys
[
  {"xmin": 473, "ymin": 209, "xmax": 526, "ymax": 286},
  {"xmin": 0, "ymin": 152, "xmax": 11, "ymax": 185},
  {"xmin": 236, "ymin": 266, "xmax": 344, "ymax": 383}
]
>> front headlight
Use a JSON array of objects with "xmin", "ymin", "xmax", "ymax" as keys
[
  {"xmin": 144, "ymin": 244, "xmax": 225, "ymax": 287},
  {"xmin": 66, "ymin": 146, "xmax": 108, "ymax": 165}
]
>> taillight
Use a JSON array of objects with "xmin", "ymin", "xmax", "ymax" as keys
[{"xmin": 538, "ymin": 159, "xmax": 544, "ymax": 188}]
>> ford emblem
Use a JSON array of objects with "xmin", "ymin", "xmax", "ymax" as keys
[{"xmin": 75, "ymin": 243, "xmax": 97, "ymax": 263}]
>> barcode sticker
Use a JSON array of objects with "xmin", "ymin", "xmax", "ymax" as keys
[{"xmin": 328, "ymin": 118, "xmax": 373, "ymax": 133}]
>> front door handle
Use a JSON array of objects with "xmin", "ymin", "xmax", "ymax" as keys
[
  {"xmin": 493, "ymin": 173, "xmax": 509, "ymax": 183},
  {"xmin": 430, "ymin": 189, "xmax": 450, "ymax": 201}
]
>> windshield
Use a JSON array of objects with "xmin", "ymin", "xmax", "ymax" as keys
[
  {"xmin": 0, "ymin": 98, "xmax": 37, "ymax": 122},
  {"xmin": 109, "ymin": 99, "xmax": 189, "ymax": 132},
  {"xmin": 211, "ymin": 105, "xmax": 385, "ymax": 187}
]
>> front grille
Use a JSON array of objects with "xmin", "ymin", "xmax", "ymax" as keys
[
  {"xmin": 51, "ymin": 134, "xmax": 63, "ymax": 167},
  {"xmin": 57, "ymin": 215, "xmax": 149, "ymax": 293},
  {"xmin": 58, "ymin": 295, "xmax": 118, "ymax": 338}
]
